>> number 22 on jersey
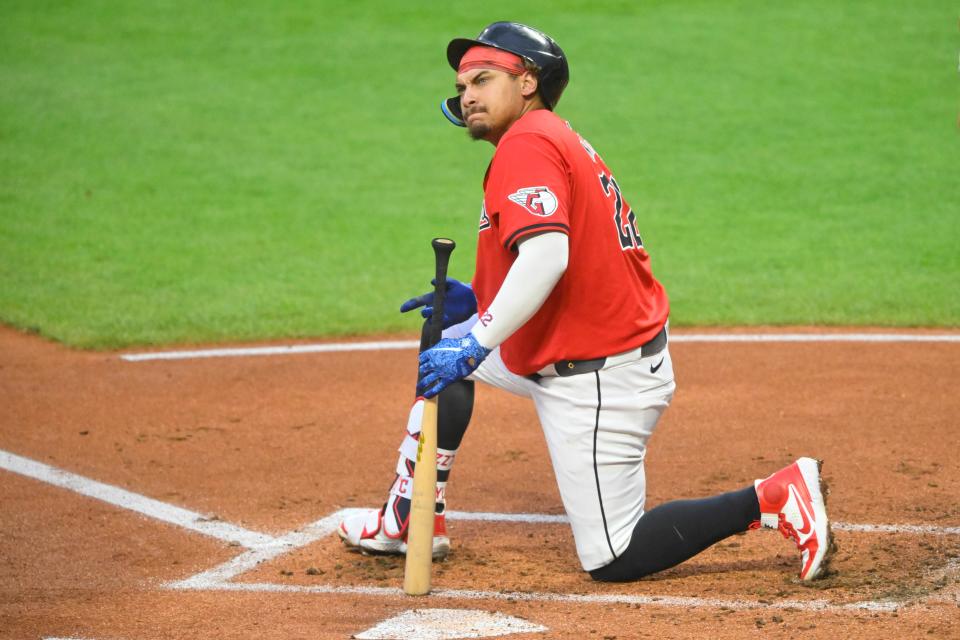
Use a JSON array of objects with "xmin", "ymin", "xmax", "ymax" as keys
[{"xmin": 599, "ymin": 172, "xmax": 643, "ymax": 251}]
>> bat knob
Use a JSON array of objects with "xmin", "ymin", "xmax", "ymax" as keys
[{"xmin": 432, "ymin": 237, "xmax": 456, "ymax": 254}]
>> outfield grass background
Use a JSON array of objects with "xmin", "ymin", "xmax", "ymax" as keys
[{"xmin": 1, "ymin": 1, "xmax": 957, "ymax": 348}]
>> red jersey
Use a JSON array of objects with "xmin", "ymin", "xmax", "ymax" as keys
[{"xmin": 473, "ymin": 110, "xmax": 669, "ymax": 375}]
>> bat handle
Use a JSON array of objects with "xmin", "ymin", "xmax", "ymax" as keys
[{"xmin": 425, "ymin": 238, "xmax": 456, "ymax": 349}]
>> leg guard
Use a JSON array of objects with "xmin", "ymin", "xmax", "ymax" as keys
[{"xmin": 382, "ymin": 377, "xmax": 474, "ymax": 539}]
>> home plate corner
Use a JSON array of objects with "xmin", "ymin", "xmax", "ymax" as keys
[{"xmin": 353, "ymin": 608, "xmax": 548, "ymax": 640}]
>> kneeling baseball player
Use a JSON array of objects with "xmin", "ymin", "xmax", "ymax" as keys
[{"xmin": 338, "ymin": 22, "xmax": 834, "ymax": 582}]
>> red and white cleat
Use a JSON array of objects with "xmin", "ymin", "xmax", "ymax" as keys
[
  {"xmin": 337, "ymin": 507, "xmax": 450, "ymax": 560},
  {"xmin": 752, "ymin": 457, "xmax": 835, "ymax": 580}
]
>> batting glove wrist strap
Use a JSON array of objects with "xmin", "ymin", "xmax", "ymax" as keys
[{"xmin": 417, "ymin": 333, "xmax": 491, "ymax": 398}]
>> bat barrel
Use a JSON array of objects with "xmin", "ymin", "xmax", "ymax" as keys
[{"xmin": 403, "ymin": 398, "xmax": 440, "ymax": 595}]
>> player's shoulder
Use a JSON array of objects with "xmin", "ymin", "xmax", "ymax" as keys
[
  {"xmin": 504, "ymin": 109, "xmax": 573, "ymax": 142},
  {"xmin": 496, "ymin": 110, "xmax": 577, "ymax": 161}
]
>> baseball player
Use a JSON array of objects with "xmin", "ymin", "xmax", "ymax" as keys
[{"xmin": 340, "ymin": 22, "xmax": 834, "ymax": 582}]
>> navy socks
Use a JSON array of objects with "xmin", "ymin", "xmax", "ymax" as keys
[{"xmin": 590, "ymin": 485, "xmax": 761, "ymax": 582}]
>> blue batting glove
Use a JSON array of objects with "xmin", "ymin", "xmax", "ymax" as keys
[
  {"xmin": 417, "ymin": 333, "xmax": 491, "ymax": 398},
  {"xmin": 400, "ymin": 278, "xmax": 477, "ymax": 330}
]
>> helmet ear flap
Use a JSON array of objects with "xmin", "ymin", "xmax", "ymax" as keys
[
  {"xmin": 535, "ymin": 56, "xmax": 569, "ymax": 110},
  {"xmin": 441, "ymin": 97, "xmax": 466, "ymax": 127}
]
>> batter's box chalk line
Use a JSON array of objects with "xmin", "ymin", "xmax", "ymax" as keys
[
  {"xmin": 2, "ymin": 449, "xmax": 957, "ymax": 614},
  {"xmin": 119, "ymin": 332, "xmax": 960, "ymax": 362}
]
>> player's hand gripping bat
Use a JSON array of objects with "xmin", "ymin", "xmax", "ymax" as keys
[{"xmin": 403, "ymin": 237, "xmax": 455, "ymax": 596}]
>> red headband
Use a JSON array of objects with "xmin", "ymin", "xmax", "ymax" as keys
[{"xmin": 458, "ymin": 45, "xmax": 526, "ymax": 75}]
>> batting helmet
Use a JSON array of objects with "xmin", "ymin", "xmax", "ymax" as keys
[{"xmin": 441, "ymin": 21, "xmax": 569, "ymax": 127}]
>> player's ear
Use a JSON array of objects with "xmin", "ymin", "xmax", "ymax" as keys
[{"xmin": 519, "ymin": 71, "xmax": 539, "ymax": 100}]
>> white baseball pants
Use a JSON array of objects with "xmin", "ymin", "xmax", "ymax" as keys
[{"xmin": 445, "ymin": 317, "xmax": 676, "ymax": 571}]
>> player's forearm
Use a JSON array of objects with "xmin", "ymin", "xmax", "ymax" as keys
[{"xmin": 470, "ymin": 231, "xmax": 568, "ymax": 349}]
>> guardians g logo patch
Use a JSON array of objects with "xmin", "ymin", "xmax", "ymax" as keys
[{"xmin": 507, "ymin": 186, "xmax": 558, "ymax": 217}]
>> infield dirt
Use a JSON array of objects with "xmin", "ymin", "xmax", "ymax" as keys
[{"xmin": 1, "ymin": 326, "xmax": 958, "ymax": 638}]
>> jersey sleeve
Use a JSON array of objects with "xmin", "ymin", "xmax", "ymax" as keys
[{"xmin": 486, "ymin": 132, "xmax": 570, "ymax": 250}]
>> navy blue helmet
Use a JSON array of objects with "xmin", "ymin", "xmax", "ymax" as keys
[{"xmin": 441, "ymin": 22, "xmax": 569, "ymax": 127}]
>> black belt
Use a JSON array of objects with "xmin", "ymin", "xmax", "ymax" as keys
[{"xmin": 528, "ymin": 325, "xmax": 668, "ymax": 380}]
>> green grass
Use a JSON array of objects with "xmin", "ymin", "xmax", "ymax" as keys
[{"xmin": 1, "ymin": 1, "xmax": 957, "ymax": 348}]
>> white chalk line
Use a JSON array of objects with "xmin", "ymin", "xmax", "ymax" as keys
[
  {"xmin": 446, "ymin": 510, "xmax": 960, "ymax": 536},
  {"xmin": 447, "ymin": 510, "xmax": 569, "ymax": 524},
  {"xmin": 120, "ymin": 341, "xmax": 420, "ymax": 362},
  {"xmin": 835, "ymin": 522, "xmax": 960, "ymax": 536},
  {"xmin": 173, "ymin": 579, "xmax": 900, "ymax": 613},
  {"xmin": 0, "ymin": 449, "xmax": 277, "ymax": 550},
  {"xmin": 5, "ymin": 451, "xmax": 956, "ymax": 614},
  {"xmin": 119, "ymin": 333, "xmax": 960, "ymax": 361},
  {"xmin": 166, "ymin": 508, "xmax": 954, "ymax": 614},
  {"xmin": 168, "ymin": 512, "xmax": 344, "ymax": 589}
]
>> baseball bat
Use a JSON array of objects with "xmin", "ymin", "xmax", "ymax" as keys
[{"xmin": 403, "ymin": 237, "xmax": 455, "ymax": 596}]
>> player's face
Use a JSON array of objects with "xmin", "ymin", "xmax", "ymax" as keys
[{"xmin": 455, "ymin": 68, "xmax": 529, "ymax": 144}]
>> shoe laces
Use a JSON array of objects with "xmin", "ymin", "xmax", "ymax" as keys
[
  {"xmin": 750, "ymin": 514, "xmax": 801, "ymax": 547},
  {"xmin": 777, "ymin": 513, "xmax": 800, "ymax": 546}
]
